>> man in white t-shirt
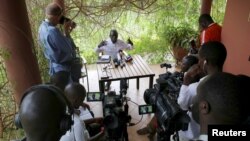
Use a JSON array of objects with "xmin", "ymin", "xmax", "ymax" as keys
[
  {"xmin": 60, "ymin": 83, "xmax": 104, "ymax": 141},
  {"xmin": 177, "ymin": 41, "xmax": 227, "ymax": 141}
]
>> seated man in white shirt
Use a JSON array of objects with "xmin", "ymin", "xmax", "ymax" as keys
[
  {"xmin": 177, "ymin": 41, "xmax": 227, "ymax": 141},
  {"xmin": 60, "ymin": 83, "xmax": 104, "ymax": 141},
  {"xmin": 95, "ymin": 29, "xmax": 133, "ymax": 90}
]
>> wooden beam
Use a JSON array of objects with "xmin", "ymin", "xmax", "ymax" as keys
[
  {"xmin": 201, "ymin": 0, "xmax": 213, "ymax": 15},
  {"xmin": 0, "ymin": 0, "xmax": 41, "ymax": 104}
]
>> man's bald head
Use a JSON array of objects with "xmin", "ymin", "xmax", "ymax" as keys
[
  {"xmin": 64, "ymin": 83, "xmax": 86, "ymax": 109},
  {"xmin": 19, "ymin": 86, "xmax": 70, "ymax": 141},
  {"xmin": 45, "ymin": 2, "xmax": 63, "ymax": 16}
]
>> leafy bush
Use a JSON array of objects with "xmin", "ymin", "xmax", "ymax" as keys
[
  {"xmin": 161, "ymin": 25, "xmax": 198, "ymax": 50},
  {"xmin": 130, "ymin": 35, "xmax": 171, "ymax": 64}
]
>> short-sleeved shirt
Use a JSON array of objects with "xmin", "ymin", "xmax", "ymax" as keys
[
  {"xmin": 200, "ymin": 23, "xmax": 222, "ymax": 46},
  {"xmin": 177, "ymin": 76, "xmax": 207, "ymax": 140},
  {"xmin": 60, "ymin": 114, "xmax": 90, "ymax": 141}
]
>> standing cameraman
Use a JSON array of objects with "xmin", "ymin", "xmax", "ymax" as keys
[{"xmin": 38, "ymin": 2, "xmax": 76, "ymax": 89}]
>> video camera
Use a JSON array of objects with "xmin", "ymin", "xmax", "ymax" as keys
[
  {"xmin": 59, "ymin": 16, "xmax": 76, "ymax": 28},
  {"xmin": 102, "ymin": 92, "xmax": 129, "ymax": 140},
  {"xmin": 87, "ymin": 79, "xmax": 131, "ymax": 141},
  {"xmin": 102, "ymin": 79, "xmax": 131, "ymax": 141},
  {"xmin": 139, "ymin": 63, "xmax": 190, "ymax": 141},
  {"xmin": 156, "ymin": 63, "xmax": 183, "ymax": 101},
  {"xmin": 160, "ymin": 63, "xmax": 172, "ymax": 69}
]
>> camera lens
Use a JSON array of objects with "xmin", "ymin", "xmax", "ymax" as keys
[
  {"xmin": 59, "ymin": 16, "xmax": 65, "ymax": 24},
  {"xmin": 143, "ymin": 88, "xmax": 157, "ymax": 104},
  {"xmin": 103, "ymin": 112, "xmax": 118, "ymax": 129}
]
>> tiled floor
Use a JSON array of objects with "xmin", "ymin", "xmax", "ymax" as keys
[{"xmin": 80, "ymin": 64, "xmax": 177, "ymax": 141}]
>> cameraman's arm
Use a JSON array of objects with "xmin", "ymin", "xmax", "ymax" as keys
[
  {"xmin": 81, "ymin": 102, "xmax": 90, "ymax": 110},
  {"xmin": 178, "ymin": 84, "xmax": 198, "ymax": 110},
  {"xmin": 183, "ymin": 64, "xmax": 202, "ymax": 85},
  {"xmin": 88, "ymin": 128, "xmax": 104, "ymax": 141},
  {"xmin": 178, "ymin": 64, "xmax": 202, "ymax": 110},
  {"xmin": 84, "ymin": 117, "xmax": 103, "ymax": 125}
]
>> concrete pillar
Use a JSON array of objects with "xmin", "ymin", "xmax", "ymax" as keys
[
  {"xmin": 0, "ymin": 0, "xmax": 41, "ymax": 104},
  {"xmin": 200, "ymin": 0, "xmax": 213, "ymax": 15}
]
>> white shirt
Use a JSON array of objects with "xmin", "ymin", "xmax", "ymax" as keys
[
  {"xmin": 78, "ymin": 106, "xmax": 93, "ymax": 121},
  {"xmin": 178, "ymin": 112, "xmax": 200, "ymax": 140},
  {"xmin": 195, "ymin": 134, "xmax": 208, "ymax": 141},
  {"xmin": 178, "ymin": 83, "xmax": 199, "ymax": 111},
  {"xmin": 60, "ymin": 114, "xmax": 90, "ymax": 141},
  {"xmin": 177, "ymin": 77, "xmax": 207, "ymax": 140},
  {"xmin": 95, "ymin": 38, "xmax": 133, "ymax": 59},
  {"xmin": 178, "ymin": 76, "xmax": 207, "ymax": 110}
]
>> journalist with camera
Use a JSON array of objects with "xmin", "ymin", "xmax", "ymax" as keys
[
  {"xmin": 142, "ymin": 63, "xmax": 190, "ymax": 141},
  {"xmin": 39, "ymin": 2, "xmax": 81, "ymax": 89},
  {"xmin": 87, "ymin": 79, "xmax": 132, "ymax": 141},
  {"xmin": 137, "ymin": 56, "xmax": 199, "ymax": 141}
]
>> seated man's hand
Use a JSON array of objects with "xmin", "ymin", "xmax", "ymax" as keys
[
  {"xmin": 127, "ymin": 38, "xmax": 133, "ymax": 46},
  {"xmin": 81, "ymin": 102, "xmax": 90, "ymax": 110},
  {"xmin": 98, "ymin": 40, "xmax": 107, "ymax": 48}
]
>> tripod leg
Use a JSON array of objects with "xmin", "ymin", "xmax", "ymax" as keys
[
  {"xmin": 123, "ymin": 124, "xmax": 129, "ymax": 141},
  {"xmin": 157, "ymin": 131, "xmax": 171, "ymax": 141}
]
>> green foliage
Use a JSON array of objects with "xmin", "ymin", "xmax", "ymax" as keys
[
  {"xmin": 161, "ymin": 25, "xmax": 198, "ymax": 50},
  {"xmin": 0, "ymin": 48, "xmax": 11, "ymax": 61},
  {"xmin": 26, "ymin": 0, "xmax": 51, "ymax": 82},
  {"xmin": 129, "ymin": 35, "xmax": 171, "ymax": 64},
  {"xmin": 67, "ymin": 0, "xmax": 226, "ymax": 64}
]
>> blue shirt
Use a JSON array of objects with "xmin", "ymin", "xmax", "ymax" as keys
[{"xmin": 38, "ymin": 20, "xmax": 74, "ymax": 75}]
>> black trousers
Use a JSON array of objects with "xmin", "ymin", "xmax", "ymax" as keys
[{"xmin": 50, "ymin": 71, "xmax": 70, "ymax": 90}]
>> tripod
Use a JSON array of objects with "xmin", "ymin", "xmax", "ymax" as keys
[
  {"xmin": 104, "ymin": 79, "xmax": 131, "ymax": 141},
  {"xmin": 104, "ymin": 99, "xmax": 131, "ymax": 141}
]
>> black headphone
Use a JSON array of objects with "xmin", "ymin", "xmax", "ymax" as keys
[{"xmin": 14, "ymin": 84, "xmax": 74, "ymax": 133}]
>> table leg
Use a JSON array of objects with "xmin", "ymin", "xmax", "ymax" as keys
[
  {"xmin": 84, "ymin": 63, "xmax": 89, "ymax": 93},
  {"xmin": 99, "ymin": 81, "xmax": 105, "ymax": 93},
  {"xmin": 149, "ymin": 76, "xmax": 154, "ymax": 88},
  {"xmin": 136, "ymin": 78, "xmax": 139, "ymax": 89}
]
